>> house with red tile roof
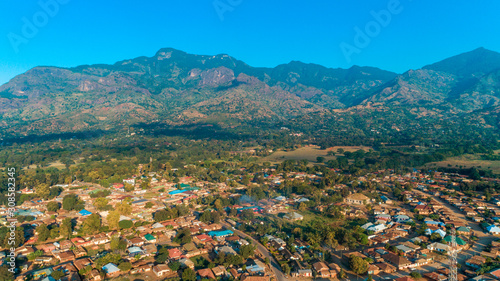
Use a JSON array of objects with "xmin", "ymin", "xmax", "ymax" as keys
[
  {"xmin": 168, "ymin": 248, "xmax": 183, "ymax": 259},
  {"xmin": 195, "ymin": 234, "xmax": 213, "ymax": 243},
  {"xmin": 197, "ymin": 268, "xmax": 216, "ymax": 280}
]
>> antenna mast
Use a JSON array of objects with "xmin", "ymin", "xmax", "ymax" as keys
[{"xmin": 448, "ymin": 227, "xmax": 458, "ymax": 281}]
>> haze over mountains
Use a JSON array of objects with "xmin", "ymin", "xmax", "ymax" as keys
[{"xmin": 1, "ymin": 47, "xmax": 500, "ymax": 135}]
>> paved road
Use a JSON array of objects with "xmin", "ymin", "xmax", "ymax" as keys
[{"xmin": 223, "ymin": 223, "xmax": 286, "ymax": 281}]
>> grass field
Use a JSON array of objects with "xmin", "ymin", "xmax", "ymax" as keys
[
  {"xmin": 296, "ymin": 210, "xmax": 343, "ymax": 226},
  {"xmin": 24, "ymin": 160, "xmax": 68, "ymax": 170},
  {"xmin": 21, "ymin": 157, "xmax": 85, "ymax": 170},
  {"xmin": 259, "ymin": 145, "xmax": 371, "ymax": 164},
  {"xmin": 425, "ymin": 153, "xmax": 500, "ymax": 174}
]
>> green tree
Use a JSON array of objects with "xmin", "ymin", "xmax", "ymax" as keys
[
  {"xmin": 470, "ymin": 168, "xmax": 481, "ymax": 180},
  {"xmin": 3, "ymin": 228, "xmax": 24, "ymax": 248},
  {"xmin": 0, "ymin": 266, "xmax": 14, "ymax": 281},
  {"xmin": 46, "ymin": 201, "xmax": 61, "ymax": 212},
  {"xmin": 51, "ymin": 270, "xmax": 65, "ymax": 280},
  {"xmin": 124, "ymin": 183, "xmax": 135, "ymax": 192},
  {"xmin": 107, "ymin": 211, "xmax": 120, "ymax": 230},
  {"xmin": 240, "ymin": 209, "xmax": 254, "ymax": 220},
  {"xmin": 49, "ymin": 186, "xmax": 63, "ymax": 198},
  {"xmin": 156, "ymin": 246, "xmax": 170, "ymax": 263},
  {"xmin": 200, "ymin": 210, "xmax": 212, "ymax": 223},
  {"xmin": 410, "ymin": 272, "xmax": 422, "ymax": 279},
  {"xmin": 182, "ymin": 268, "xmax": 196, "ymax": 281},
  {"xmin": 298, "ymin": 202, "xmax": 307, "ymax": 211},
  {"xmin": 93, "ymin": 198, "xmax": 109, "ymax": 210},
  {"xmin": 110, "ymin": 237, "xmax": 128, "ymax": 252},
  {"xmin": 63, "ymin": 194, "xmax": 84, "ymax": 211},
  {"xmin": 82, "ymin": 214, "xmax": 101, "ymax": 235},
  {"xmin": 36, "ymin": 183, "xmax": 51, "ymax": 199},
  {"xmin": 59, "ymin": 218, "xmax": 73, "ymax": 239},
  {"xmin": 214, "ymin": 199, "xmax": 223, "ymax": 211},
  {"xmin": 260, "ymin": 237, "xmax": 269, "ymax": 245},
  {"xmin": 242, "ymin": 176, "xmax": 250, "ymax": 186},
  {"xmin": 118, "ymin": 220, "xmax": 133, "ymax": 229},
  {"xmin": 115, "ymin": 201, "xmax": 132, "ymax": 215},
  {"xmin": 141, "ymin": 178, "xmax": 151, "ymax": 189},
  {"xmin": 118, "ymin": 262, "xmax": 132, "ymax": 272},
  {"xmin": 36, "ymin": 224, "xmax": 50, "ymax": 242},
  {"xmin": 49, "ymin": 227, "xmax": 60, "ymax": 239},
  {"xmin": 417, "ymin": 223, "xmax": 428, "ymax": 235},
  {"xmin": 239, "ymin": 244, "xmax": 256, "ymax": 259},
  {"xmin": 281, "ymin": 263, "xmax": 291, "ymax": 275},
  {"xmin": 95, "ymin": 253, "xmax": 121, "ymax": 268},
  {"xmin": 349, "ymin": 255, "xmax": 368, "ymax": 275},
  {"xmin": 169, "ymin": 261, "xmax": 181, "ymax": 271},
  {"xmin": 79, "ymin": 265, "xmax": 92, "ymax": 276},
  {"xmin": 174, "ymin": 229, "xmax": 191, "ymax": 244},
  {"xmin": 339, "ymin": 269, "xmax": 346, "ymax": 279},
  {"xmin": 430, "ymin": 232, "xmax": 442, "ymax": 242},
  {"xmin": 154, "ymin": 209, "xmax": 170, "ymax": 222},
  {"xmin": 27, "ymin": 250, "xmax": 44, "ymax": 261}
]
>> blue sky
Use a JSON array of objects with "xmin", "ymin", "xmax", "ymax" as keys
[{"xmin": 1, "ymin": 0, "xmax": 500, "ymax": 85}]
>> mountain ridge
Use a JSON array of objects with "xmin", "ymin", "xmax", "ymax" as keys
[{"xmin": 1, "ymin": 47, "xmax": 500, "ymax": 135}]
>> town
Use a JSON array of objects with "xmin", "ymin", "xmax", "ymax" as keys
[
  {"xmin": 2, "ymin": 156, "xmax": 500, "ymax": 281},
  {"xmin": 2, "ymin": 0, "xmax": 500, "ymax": 280}
]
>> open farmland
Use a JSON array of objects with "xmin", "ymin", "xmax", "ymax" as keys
[
  {"xmin": 259, "ymin": 145, "xmax": 371, "ymax": 164},
  {"xmin": 426, "ymin": 153, "xmax": 500, "ymax": 174}
]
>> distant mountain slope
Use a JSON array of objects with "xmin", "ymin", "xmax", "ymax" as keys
[
  {"xmin": 366, "ymin": 47, "xmax": 500, "ymax": 112},
  {"xmin": 0, "ymin": 48, "xmax": 395, "ymax": 134},
  {"xmin": 267, "ymin": 61, "xmax": 396, "ymax": 107},
  {"xmin": 364, "ymin": 69, "xmax": 457, "ymax": 106},
  {"xmin": 453, "ymin": 69, "xmax": 500, "ymax": 111},
  {"xmin": 1, "ymin": 47, "xmax": 500, "ymax": 135},
  {"xmin": 423, "ymin": 47, "xmax": 500, "ymax": 78}
]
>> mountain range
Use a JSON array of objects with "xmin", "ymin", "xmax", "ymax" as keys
[{"xmin": 1, "ymin": 47, "xmax": 500, "ymax": 135}]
